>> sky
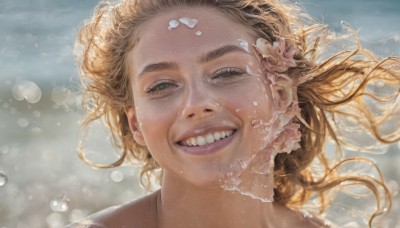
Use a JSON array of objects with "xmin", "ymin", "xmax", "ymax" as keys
[{"xmin": 1, "ymin": 0, "xmax": 399, "ymax": 84}]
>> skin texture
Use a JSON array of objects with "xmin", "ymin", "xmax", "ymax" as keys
[
  {"xmin": 128, "ymin": 6, "xmax": 273, "ymax": 189},
  {"xmin": 68, "ymin": 6, "xmax": 328, "ymax": 228}
]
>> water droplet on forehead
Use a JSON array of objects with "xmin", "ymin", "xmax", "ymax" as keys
[
  {"xmin": 238, "ymin": 39, "xmax": 249, "ymax": 52},
  {"xmin": 253, "ymin": 101, "xmax": 258, "ymax": 107},
  {"xmin": 0, "ymin": 172, "xmax": 8, "ymax": 187},
  {"xmin": 49, "ymin": 194, "xmax": 70, "ymax": 212},
  {"xmin": 168, "ymin": 19, "xmax": 179, "ymax": 30},
  {"xmin": 178, "ymin": 17, "xmax": 198, "ymax": 29},
  {"xmin": 195, "ymin": 31, "xmax": 202, "ymax": 36}
]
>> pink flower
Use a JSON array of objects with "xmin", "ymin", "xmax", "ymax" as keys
[
  {"xmin": 272, "ymin": 123, "xmax": 301, "ymax": 153},
  {"xmin": 254, "ymin": 37, "xmax": 302, "ymax": 155},
  {"xmin": 255, "ymin": 38, "xmax": 297, "ymax": 73},
  {"xmin": 269, "ymin": 73, "xmax": 295, "ymax": 112}
]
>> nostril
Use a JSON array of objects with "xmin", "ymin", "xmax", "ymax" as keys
[{"xmin": 204, "ymin": 108, "xmax": 213, "ymax": 113}]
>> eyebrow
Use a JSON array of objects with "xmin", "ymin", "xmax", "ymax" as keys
[
  {"xmin": 137, "ymin": 45, "xmax": 248, "ymax": 78},
  {"xmin": 137, "ymin": 61, "xmax": 179, "ymax": 79},
  {"xmin": 200, "ymin": 45, "xmax": 249, "ymax": 63}
]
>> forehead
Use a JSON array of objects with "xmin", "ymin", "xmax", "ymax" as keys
[{"xmin": 130, "ymin": 6, "xmax": 256, "ymax": 70}]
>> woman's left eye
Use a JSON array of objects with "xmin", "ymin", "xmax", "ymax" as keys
[{"xmin": 212, "ymin": 68, "xmax": 246, "ymax": 79}]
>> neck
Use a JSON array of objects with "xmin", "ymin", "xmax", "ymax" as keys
[{"xmin": 157, "ymin": 171, "xmax": 284, "ymax": 228}]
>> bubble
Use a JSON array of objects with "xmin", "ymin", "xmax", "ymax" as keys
[
  {"xmin": 51, "ymin": 86, "xmax": 71, "ymax": 105},
  {"xmin": 50, "ymin": 194, "xmax": 70, "ymax": 212},
  {"xmin": 30, "ymin": 127, "xmax": 42, "ymax": 134},
  {"xmin": 0, "ymin": 172, "xmax": 8, "ymax": 187},
  {"xmin": 17, "ymin": 118, "xmax": 29, "ymax": 128},
  {"xmin": 12, "ymin": 80, "xmax": 42, "ymax": 104},
  {"xmin": 387, "ymin": 180, "xmax": 399, "ymax": 196},
  {"xmin": 33, "ymin": 110, "xmax": 41, "ymax": 118},
  {"xmin": 46, "ymin": 212, "xmax": 63, "ymax": 227},
  {"xmin": 69, "ymin": 209, "xmax": 88, "ymax": 223},
  {"xmin": 10, "ymin": 107, "xmax": 17, "ymax": 114},
  {"xmin": 110, "ymin": 170, "xmax": 124, "ymax": 183},
  {"xmin": 195, "ymin": 31, "xmax": 202, "ymax": 36},
  {"xmin": 0, "ymin": 145, "xmax": 9, "ymax": 154}
]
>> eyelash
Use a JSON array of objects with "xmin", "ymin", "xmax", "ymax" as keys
[
  {"xmin": 145, "ymin": 68, "xmax": 245, "ymax": 95},
  {"xmin": 212, "ymin": 68, "xmax": 245, "ymax": 79},
  {"xmin": 145, "ymin": 80, "xmax": 177, "ymax": 94}
]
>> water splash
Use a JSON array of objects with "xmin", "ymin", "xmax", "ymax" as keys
[
  {"xmin": 50, "ymin": 194, "xmax": 70, "ymax": 212},
  {"xmin": 12, "ymin": 80, "xmax": 42, "ymax": 104},
  {"xmin": 0, "ymin": 172, "xmax": 8, "ymax": 187}
]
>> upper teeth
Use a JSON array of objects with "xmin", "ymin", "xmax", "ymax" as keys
[{"xmin": 181, "ymin": 130, "xmax": 234, "ymax": 147}]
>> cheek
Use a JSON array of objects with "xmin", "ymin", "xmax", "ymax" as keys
[
  {"xmin": 135, "ymin": 99, "xmax": 179, "ymax": 148},
  {"xmin": 220, "ymin": 80, "xmax": 271, "ymax": 118}
]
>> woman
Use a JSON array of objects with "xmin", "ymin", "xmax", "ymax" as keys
[{"xmin": 69, "ymin": 0, "xmax": 400, "ymax": 227}]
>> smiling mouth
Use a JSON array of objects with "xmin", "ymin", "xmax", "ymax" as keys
[{"xmin": 178, "ymin": 130, "xmax": 235, "ymax": 147}]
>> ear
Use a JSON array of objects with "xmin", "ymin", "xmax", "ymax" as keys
[{"xmin": 125, "ymin": 107, "xmax": 146, "ymax": 146}]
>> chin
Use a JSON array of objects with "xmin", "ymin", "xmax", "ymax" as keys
[{"xmin": 184, "ymin": 166, "xmax": 245, "ymax": 190}]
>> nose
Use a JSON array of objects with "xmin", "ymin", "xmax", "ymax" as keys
[{"xmin": 181, "ymin": 84, "xmax": 220, "ymax": 119}]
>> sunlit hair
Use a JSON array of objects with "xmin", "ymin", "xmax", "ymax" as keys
[{"xmin": 74, "ymin": 0, "xmax": 400, "ymax": 226}]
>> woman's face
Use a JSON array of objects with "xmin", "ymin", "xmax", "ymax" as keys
[{"xmin": 127, "ymin": 6, "xmax": 273, "ymax": 188}]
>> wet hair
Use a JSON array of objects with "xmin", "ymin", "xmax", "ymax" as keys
[{"xmin": 74, "ymin": 0, "xmax": 400, "ymax": 226}]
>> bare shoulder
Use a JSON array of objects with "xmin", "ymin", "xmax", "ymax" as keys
[
  {"xmin": 273, "ymin": 203, "xmax": 332, "ymax": 228},
  {"xmin": 65, "ymin": 191, "xmax": 159, "ymax": 228},
  {"xmin": 286, "ymin": 209, "xmax": 332, "ymax": 228}
]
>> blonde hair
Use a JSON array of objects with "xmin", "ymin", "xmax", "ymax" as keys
[{"xmin": 74, "ymin": 0, "xmax": 400, "ymax": 226}]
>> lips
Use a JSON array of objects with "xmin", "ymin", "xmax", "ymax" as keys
[
  {"xmin": 179, "ymin": 130, "xmax": 234, "ymax": 147},
  {"xmin": 176, "ymin": 126, "xmax": 237, "ymax": 155}
]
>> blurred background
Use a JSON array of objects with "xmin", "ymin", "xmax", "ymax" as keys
[{"xmin": 0, "ymin": 0, "xmax": 399, "ymax": 227}]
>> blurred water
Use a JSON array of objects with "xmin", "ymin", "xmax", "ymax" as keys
[{"xmin": 0, "ymin": 0, "xmax": 399, "ymax": 227}]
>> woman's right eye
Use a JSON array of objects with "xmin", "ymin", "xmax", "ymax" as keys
[{"xmin": 145, "ymin": 80, "xmax": 178, "ymax": 95}]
